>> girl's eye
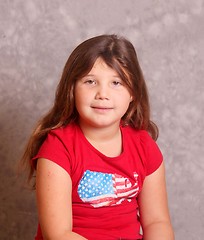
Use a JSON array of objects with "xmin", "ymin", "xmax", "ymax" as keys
[
  {"xmin": 112, "ymin": 81, "xmax": 122, "ymax": 86},
  {"xmin": 84, "ymin": 79, "xmax": 96, "ymax": 85}
]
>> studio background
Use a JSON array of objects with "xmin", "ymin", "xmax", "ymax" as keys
[{"xmin": 0, "ymin": 0, "xmax": 204, "ymax": 239}]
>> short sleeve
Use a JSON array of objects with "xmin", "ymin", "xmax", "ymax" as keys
[
  {"xmin": 32, "ymin": 132, "xmax": 71, "ymax": 174},
  {"xmin": 140, "ymin": 131, "xmax": 163, "ymax": 176}
]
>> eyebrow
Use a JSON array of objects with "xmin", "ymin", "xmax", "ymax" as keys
[
  {"xmin": 84, "ymin": 74, "xmax": 95, "ymax": 77},
  {"xmin": 84, "ymin": 74, "xmax": 121, "ymax": 78}
]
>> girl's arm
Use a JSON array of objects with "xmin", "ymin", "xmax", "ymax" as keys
[
  {"xmin": 36, "ymin": 158, "xmax": 87, "ymax": 240},
  {"xmin": 138, "ymin": 162, "xmax": 174, "ymax": 240}
]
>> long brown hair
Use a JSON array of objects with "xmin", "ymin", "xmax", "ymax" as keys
[{"xmin": 20, "ymin": 34, "xmax": 158, "ymax": 185}]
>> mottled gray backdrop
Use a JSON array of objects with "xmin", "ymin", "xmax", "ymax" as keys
[{"xmin": 0, "ymin": 0, "xmax": 204, "ymax": 239}]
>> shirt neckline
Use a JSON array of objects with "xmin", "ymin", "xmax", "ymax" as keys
[{"xmin": 76, "ymin": 124, "xmax": 127, "ymax": 161}]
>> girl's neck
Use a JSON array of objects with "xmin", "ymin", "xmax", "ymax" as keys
[
  {"xmin": 78, "ymin": 122, "xmax": 122, "ymax": 157},
  {"xmin": 79, "ymin": 122, "xmax": 120, "ymax": 141}
]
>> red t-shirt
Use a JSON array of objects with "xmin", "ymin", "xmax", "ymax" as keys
[{"xmin": 33, "ymin": 123, "xmax": 163, "ymax": 240}]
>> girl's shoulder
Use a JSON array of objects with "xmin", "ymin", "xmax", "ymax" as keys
[
  {"xmin": 44, "ymin": 123, "xmax": 81, "ymax": 150},
  {"xmin": 49, "ymin": 123, "xmax": 79, "ymax": 138},
  {"xmin": 122, "ymin": 126, "xmax": 161, "ymax": 155},
  {"xmin": 122, "ymin": 126, "xmax": 163, "ymax": 175}
]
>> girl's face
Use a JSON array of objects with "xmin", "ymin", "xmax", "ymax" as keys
[{"xmin": 75, "ymin": 58, "xmax": 132, "ymax": 130}]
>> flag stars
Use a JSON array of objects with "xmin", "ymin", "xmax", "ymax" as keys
[{"xmin": 78, "ymin": 170, "xmax": 114, "ymax": 199}]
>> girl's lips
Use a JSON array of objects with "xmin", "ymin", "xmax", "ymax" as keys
[
  {"xmin": 91, "ymin": 106, "xmax": 113, "ymax": 113},
  {"xmin": 92, "ymin": 106, "xmax": 113, "ymax": 110},
  {"xmin": 92, "ymin": 107, "xmax": 112, "ymax": 109}
]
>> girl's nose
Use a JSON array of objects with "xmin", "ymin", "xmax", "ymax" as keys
[{"xmin": 95, "ymin": 85, "xmax": 109, "ymax": 100}]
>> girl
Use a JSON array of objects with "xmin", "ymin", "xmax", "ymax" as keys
[{"xmin": 21, "ymin": 34, "xmax": 174, "ymax": 240}]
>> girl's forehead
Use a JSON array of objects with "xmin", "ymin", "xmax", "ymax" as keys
[
  {"xmin": 92, "ymin": 58, "xmax": 109, "ymax": 69},
  {"xmin": 88, "ymin": 57, "xmax": 119, "ymax": 76},
  {"xmin": 93, "ymin": 57, "xmax": 131, "ymax": 79}
]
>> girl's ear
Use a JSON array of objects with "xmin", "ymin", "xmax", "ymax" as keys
[{"xmin": 130, "ymin": 95, "xmax": 133, "ymax": 102}]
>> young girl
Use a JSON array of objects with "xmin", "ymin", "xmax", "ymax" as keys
[{"xmin": 21, "ymin": 34, "xmax": 174, "ymax": 240}]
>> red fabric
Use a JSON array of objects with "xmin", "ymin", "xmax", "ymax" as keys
[{"xmin": 33, "ymin": 123, "xmax": 162, "ymax": 240}]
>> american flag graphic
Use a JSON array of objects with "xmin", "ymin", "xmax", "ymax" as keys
[{"xmin": 78, "ymin": 170, "xmax": 139, "ymax": 208}]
